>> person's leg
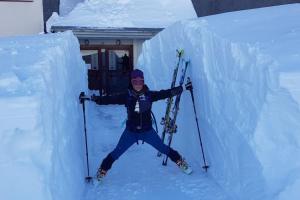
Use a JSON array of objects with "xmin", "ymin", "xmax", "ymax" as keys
[
  {"xmin": 142, "ymin": 129, "xmax": 193, "ymax": 174},
  {"xmin": 99, "ymin": 129, "xmax": 137, "ymax": 173},
  {"xmin": 142, "ymin": 129, "xmax": 181, "ymax": 163}
]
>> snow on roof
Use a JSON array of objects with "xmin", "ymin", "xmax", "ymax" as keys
[{"xmin": 48, "ymin": 0, "xmax": 197, "ymax": 30}]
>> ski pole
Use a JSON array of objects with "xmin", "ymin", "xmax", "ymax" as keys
[
  {"xmin": 79, "ymin": 92, "xmax": 93, "ymax": 182},
  {"xmin": 185, "ymin": 78, "xmax": 209, "ymax": 172}
]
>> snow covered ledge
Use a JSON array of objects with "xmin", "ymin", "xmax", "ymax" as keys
[
  {"xmin": 0, "ymin": 31, "xmax": 87, "ymax": 200},
  {"xmin": 138, "ymin": 4, "xmax": 300, "ymax": 199}
]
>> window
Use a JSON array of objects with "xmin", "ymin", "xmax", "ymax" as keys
[
  {"xmin": 81, "ymin": 50, "xmax": 99, "ymax": 70},
  {"xmin": 108, "ymin": 50, "xmax": 130, "ymax": 71}
]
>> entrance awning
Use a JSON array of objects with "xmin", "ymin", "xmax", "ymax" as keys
[{"xmin": 50, "ymin": 26, "xmax": 164, "ymax": 40}]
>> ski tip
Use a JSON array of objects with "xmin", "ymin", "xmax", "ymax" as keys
[
  {"xmin": 176, "ymin": 49, "xmax": 184, "ymax": 57},
  {"xmin": 184, "ymin": 168, "xmax": 193, "ymax": 175}
]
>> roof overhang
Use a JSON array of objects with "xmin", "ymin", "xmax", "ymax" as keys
[{"xmin": 50, "ymin": 26, "xmax": 164, "ymax": 40}]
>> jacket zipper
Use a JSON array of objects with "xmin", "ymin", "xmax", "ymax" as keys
[
  {"xmin": 138, "ymin": 97, "xmax": 142, "ymax": 129},
  {"xmin": 140, "ymin": 111, "xmax": 143, "ymax": 129}
]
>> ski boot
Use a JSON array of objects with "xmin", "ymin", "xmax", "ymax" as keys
[
  {"xmin": 176, "ymin": 158, "xmax": 193, "ymax": 175},
  {"xmin": 96, "ymin": 168, "xmax": 107, "ymax": 182}
]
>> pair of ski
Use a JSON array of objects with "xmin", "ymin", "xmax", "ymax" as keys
[
  {"xmin": 158, "ymin": 49, "xmax": 209, "ymax": 173},
  {"xmin": 158, "ymin": 49, "xmax": 189, "ymax": 164}
]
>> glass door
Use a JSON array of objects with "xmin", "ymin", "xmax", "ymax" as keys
[
  {"xmin": 81, "ymin": 50, "xmax": 100, "ymax": 90},
  {"xmin": 81, "ymin": 45, "xmax": 133, "ymax": 96},
  {"xmin": 106, "ymin": 49, "xmax": 131, "ymax": 95}
]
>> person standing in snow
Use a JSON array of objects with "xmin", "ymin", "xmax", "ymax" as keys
[{"xmin": 91, "ymin": 69, "xmax": 191, "ymax": 181}]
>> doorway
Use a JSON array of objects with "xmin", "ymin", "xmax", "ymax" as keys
[{"xmin": 81, "ymin": 45, "xmax": 133, "ymax": 96}]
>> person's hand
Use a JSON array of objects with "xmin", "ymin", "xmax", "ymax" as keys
[
  {"xmin": 171, "ymin": 86, "xmax": 183, "ymax": 96},
  {"xmin": 79, "ymin": 92, "xmax": 90, "ymax": 103},
  {"xmin": 91, "ymin": 94, "xmax": 97, "ymax": 102}
]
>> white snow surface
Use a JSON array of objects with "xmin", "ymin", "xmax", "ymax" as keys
[
  {"xmin": 1, "ymin": 3, "xmax": 300, "ymax": 200},
  {"xmin": 60, "ymin": 0, "xmax": 84, "ymax": 16},
  {"xmin": 138, "ymin": 4, "xmax": 300, "ymax": 200},
  {"xmin": 48, "ymin": 0, "xmax": 197, "ymax": 30},
  {"xmin": 0, "ymin": 31, "xmax": 87, "ymax": 200}
]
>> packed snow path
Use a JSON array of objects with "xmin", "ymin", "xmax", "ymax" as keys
[{"xmin": 82, "ymin": 103, "xmax": 230, "ymax": 200}]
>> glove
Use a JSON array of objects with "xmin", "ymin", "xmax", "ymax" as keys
[
  {"xmin": 91, "ymin": 94, "xmax": 97, "ymax": 102},
  {"xmin": 79, "ymin": 92, "xmax": 90, "ymax": 103},
  {"xmin": 171, "ymin": 86, "xmax": 183, "ymax": 96}
]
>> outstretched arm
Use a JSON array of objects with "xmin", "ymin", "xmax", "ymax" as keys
[
  {"xmin": 151, "ymin": 86, "xmax": 183, "ymax": 102},
  {"xmin": 91, "ymin": 93, "xmax": 127, "ymax": 105}
]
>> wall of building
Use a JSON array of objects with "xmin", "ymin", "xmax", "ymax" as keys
[
  {"xmin": 133, "ymin": 40, "xmax": 144, "ymax": 68},
  {"xmin": 191, "ymin": 0, "xmax": 300, "ymax": 17},
  {"xmin": 43, "ymin": 0, "xmax": 59, "ymax": 32},
  {"xmin": 0, "ymin": 0, "xmax": 44, "ymax": 37}
]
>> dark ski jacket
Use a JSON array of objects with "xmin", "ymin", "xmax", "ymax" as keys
[{"xmin": 93, "ymin": 85, "xmax": 183, "ymax": 132}]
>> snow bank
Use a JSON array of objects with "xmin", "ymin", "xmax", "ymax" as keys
[
  {"xmin": 0, "ymin": 31, "xmax": 87, "ymax": 200},
  {"xmin": 138, "ymin": 4, "xmax": 300, "ymax": 200},
  {"xmin": 48, "ymin": 0, "xmax": 196, "ymax": 31},
  {"xmin": 60, "ymin": 0, "xmax": 84, "ymax": 16}
]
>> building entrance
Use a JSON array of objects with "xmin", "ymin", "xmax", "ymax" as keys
[{"xmin": 81, "ymin": 45, "xmax": 133, "ymax": 96}]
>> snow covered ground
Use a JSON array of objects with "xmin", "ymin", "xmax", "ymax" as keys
[
  {"xmin": 83, "ymin": 104, "xmax": 229, "ymax": 200},
  {"xmin": 1, "ymin": 3, "xmax": 300, "ymax": 200}
]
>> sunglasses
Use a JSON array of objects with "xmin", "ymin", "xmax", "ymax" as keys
[{"xmin": 131, "ymin": 79, "xmax": 144, "ymax": 85}]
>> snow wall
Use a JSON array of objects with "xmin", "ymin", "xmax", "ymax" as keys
[
  {"xmin": 0, "ymin": 31, "xmax": 87, "ymax": 200},
  {"xmin": 138, "ymin": 5, "xmax": 300, "ymax": 200}
]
